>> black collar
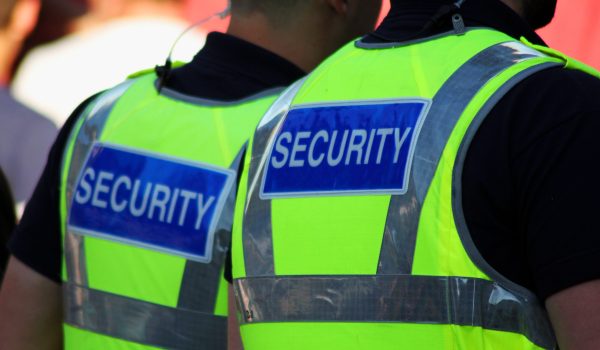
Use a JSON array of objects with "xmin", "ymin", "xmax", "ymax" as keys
[
  {"xmin": 165, "ymin": 32, "xmax": 306, "ymax": 101},
  {"xmin": 195, "ymin": 32, "xmax": 306, "ymax": 87},
  {"xmin": 364, "ymin": 0, "xmax": 546, "ymax": 45}
]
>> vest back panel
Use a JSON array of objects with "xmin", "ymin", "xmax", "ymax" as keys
[
  {"xmin": 60, "ymin": 74, "xmax": 280, "ymax": 349},
  {"xmin": 231, "ymin": 29, "xmax": 573, "ymax": 350}
]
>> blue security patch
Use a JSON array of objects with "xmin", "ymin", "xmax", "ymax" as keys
[
  {"xmin": 68, "ymin": 143, "xmax": 235, "ymax": 263},
  {"xmin": 261, "ymin": 99, "xmax": 430, "ymax": 198}
]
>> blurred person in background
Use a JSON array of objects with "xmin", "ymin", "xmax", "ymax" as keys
[
  {"xmin": 16, "ymin": 0, "xmax": 87, "ymax": 62},
  {"xmin": 11, "ymin": 0, "xmax": 205, "ymax": 126},
  {"xmin": 0, "ymin": 0, "xmax": 381, "ymax": 349},
  {"xmin": 0, "ymin": 0, "xmax": 57, "ymax": 218}
]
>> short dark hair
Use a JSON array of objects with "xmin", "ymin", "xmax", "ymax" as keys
[
  {"xmin": 0, "ymin": 0, "xmax": 18, "ymax": 28},
  {"xmin": 231, "ymin": 0, "xmax": 305, "ymax": 20}
]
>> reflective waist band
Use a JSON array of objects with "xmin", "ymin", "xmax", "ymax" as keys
[
  {"xmin": 234, "ymin": 275, "xmax": 555, "ymax": 349},
  {"xmin": 64, "ymin": 283, "xmax": 226, "ymax": 350}
]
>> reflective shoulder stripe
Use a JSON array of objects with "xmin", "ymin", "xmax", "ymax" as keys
[
  {"xmin": 378, "ymin": 42, "xmax": 556, "ymax": 274},
  {"xmin": 64, "ymin": 80, "xmax": 134, "ymax": 286},
  {"xmin": 178, "ymin": 147, "xmax": 246, "ymax": 311},
  {"xmin": 242, "ymin": 79, "xmax": 307, "ymax": 277},
  {"xmin": 234, "ymin": 275, "xmax": 555, "ymax": 349},
  {"xmin": 65, "ymin": 283, "xmax": 226, "ymax": 350}
]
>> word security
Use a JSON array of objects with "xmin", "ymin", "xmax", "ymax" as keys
[
  {"xmin": 261, "ymin": 100, "xmax": 430, "ymax": 198},
  {"xmin": 68, "ymin": 143, "xmax": 234, "ymax": 262}
]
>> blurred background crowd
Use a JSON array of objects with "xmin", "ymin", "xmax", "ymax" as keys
[{"xmin": 0, "ymin": 0, "xmax": 599, "ymax": 273}]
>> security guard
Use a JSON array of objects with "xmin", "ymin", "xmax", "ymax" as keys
[
  {"xmin": 0, "ymin": 1, "xmax": 382, "ymax": 349},
  {"xmin": 232, "ymin": 0, "xmax": 600, "ymax": 349}
]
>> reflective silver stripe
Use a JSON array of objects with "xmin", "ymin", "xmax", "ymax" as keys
[
  {"xmin": 65, "ymin": 283, "xmax": 226, "ymax": 350},
  {"xmin": 377, "ymin": 184, "xmax": 420, "ymax": 274},
  {"xmin": 377, "ymin": 42, "xmax": 548, "ymax": 274},
  {"xmin": 234, "ymin": 275, "xmax": 555, "ymax": 349},
  {"xmin": 243, "ymin": 79, "xmax": 307, "ymax": 277},
  {"xmin": 64, "ymin": 81, "xmax": 134, "ymax": 285},
  {"xmin": 178, "ymin": 147, "xmax": 246, "ymax": 311},
  {"xmin": 413, "ymin": 42, "xmax": 546, "ymax": 203}
]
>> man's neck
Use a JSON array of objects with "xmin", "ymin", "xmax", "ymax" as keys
[
  {"xmin": 227, "ymin": 14, "xmax": 318, "ymax": 72},
  {"xmin": 498, "ymin": 0, "xmax": 525, "ymax": 18}
]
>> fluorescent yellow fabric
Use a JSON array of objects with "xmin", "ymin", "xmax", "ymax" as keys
[{"xmin": 240, "ymin": 323, "xmax": 543, "ymax": 350}]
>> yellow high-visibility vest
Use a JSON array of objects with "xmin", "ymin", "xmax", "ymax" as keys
[
  {"xmin": 60, "ymin": 72, "xmax": 282, "ymax": 350},
  {"xmin": 232, "ymin": 28, "xmax": 600, "ymax": 350}
]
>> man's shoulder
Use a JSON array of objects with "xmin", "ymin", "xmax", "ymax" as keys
[
  {"xmin": 493, "ymin": 65, "xmax": 600, "ymax": 147},
  {"xmin": 511, "ymin": 66, "xmax": 600, "ymax": 111}
]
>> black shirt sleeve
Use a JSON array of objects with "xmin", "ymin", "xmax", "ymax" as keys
[
  {"xmin": 0, "ymin": 167, "xmax": 16, "ymax": 275},
  {"xmin": 463, "ymin": 67, "xmax": 600, "ymax": 301},
  {"xmin": 8, "ymin": 96, "xmax": 97, "ymax": 283}
]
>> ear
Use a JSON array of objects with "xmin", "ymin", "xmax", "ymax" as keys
[
  {"xmin": 326, "ymin": 0, "xmax": 349, "ymax": 15},
  {"xmin": 8, "ymin": 0, "xmax": 41, "ymax": 40}
]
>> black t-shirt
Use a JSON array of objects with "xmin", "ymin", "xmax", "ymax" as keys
[
  {"xmin": 364, "ymin": 0, "xmax": 600, "ymax": 300},
  {"xmin": 8, "ymin": 32, "xmax": 305, "ymax": 283}
]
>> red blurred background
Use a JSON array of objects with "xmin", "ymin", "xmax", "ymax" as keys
[{"xmin": 537, "ymin": 0, "xmax": 600, "ymax": 70}]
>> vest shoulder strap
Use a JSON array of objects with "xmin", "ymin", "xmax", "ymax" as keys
[{"xmin": 521, "ymin": 36, "xmax": 600, "ymax": 78}]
